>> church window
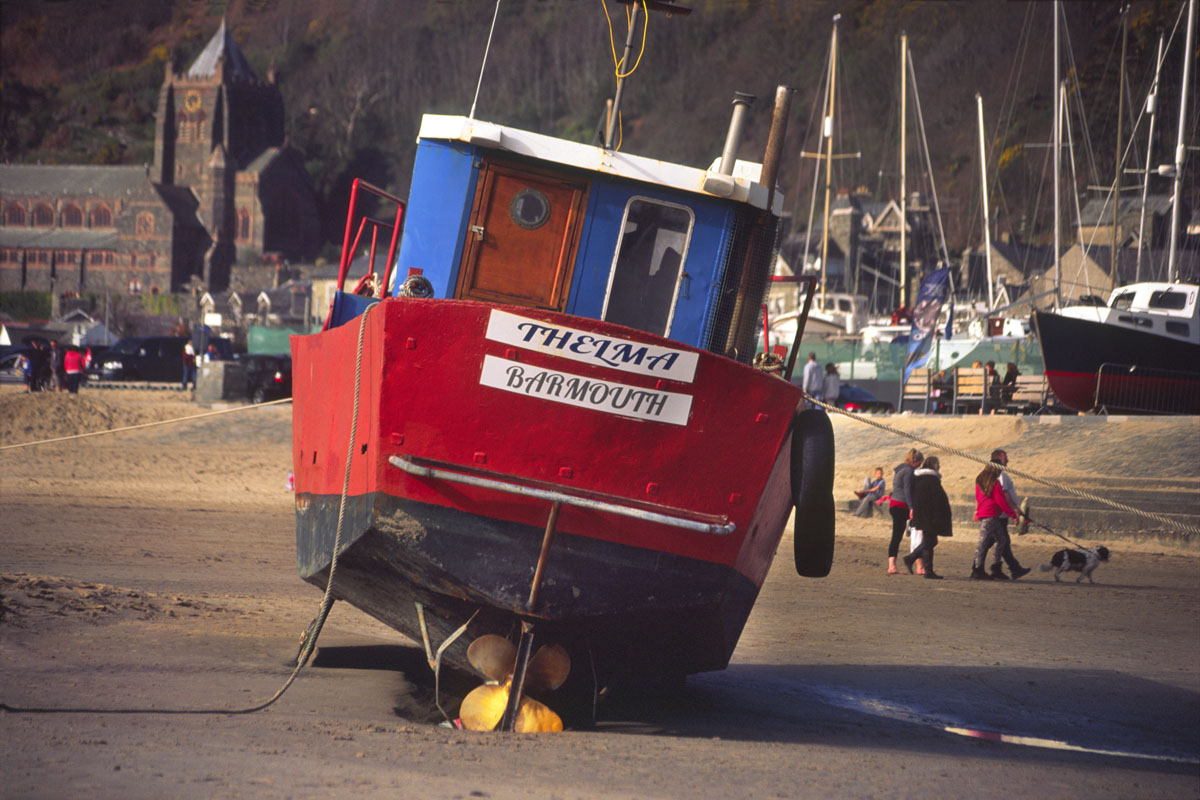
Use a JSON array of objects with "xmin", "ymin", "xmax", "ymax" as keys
[
  {"xmin": 32, "ymin": 250, "xmax": 49, "ymax": 264},
  {"xmin": 238, "ymin": 208, "xmax": 252, "ymax": 241},
  {"xmin": 136, "ymin": 212, "xmax": 155, "ymax": 237},
  {"xmin": 177, "ymin": 111, "xmax": 191, "ymax": 143},
  {"xmin": 90, "ymin": 205, "xmax": 112, "ymax": 227},
  {"xmin": 3, "ymin": 204, "xmax": 25, "ymax": 225},
  {"xmin": 63, "ymin": 205, "xmax": 83, "ymax": 227},
  {"xmin": 89, "ymin": 252, "xmax": 103, "ymax": 265},
  {"xmin": 33, "ymin": 204, "xmax": 54, "ymax": 227},
  {"xmin": 105, "ymin": 251, "xmax": 115, "ymax": 265}
]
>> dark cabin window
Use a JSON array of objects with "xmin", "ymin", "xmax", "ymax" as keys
[
  {"xmin": 1148, "ymin": 290, "xmax": 1188, "ymax": 310},
  {"xmin": 1165, "ymin": 321, "xmax": 1189, "ymax": 337},
  {"xmin": 1110, "ymin": 292, "xmax": 1135, "ymax": 310},
  {"xmin": 603, "ymin": 198, "xmax": 693, "ymax": 336}
]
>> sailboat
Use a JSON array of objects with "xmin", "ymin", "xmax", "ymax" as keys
[{"xmin": 1033, "ymin": 0, "xmax": 1199, "ymax": 414}]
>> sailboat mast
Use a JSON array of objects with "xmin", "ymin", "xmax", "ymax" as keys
[
  {"xmin": 1136, "ymin": 32, "xmax": 1164, "ymax": 284},
  {"xmin": 900, "ymin": 32, "xmax": 908, "ymax": 310},
  {"xmin": 1110, "ymin": 4, "xmax": 1127, "ymax": 293},
  {"xmin": 1053, "ymin": 0, "xmax": 1062, "ymax": 308},
  {"xmin": 1166, "ymin": 0, "xmax": 1195, "ymax": 283},
  {"xmin": 977, "ymin": 93, "xmax": 995, "ymax": 310},
  {"xmin": 819, "ymin": 15, "xmax": 840, "ymax": 304}
]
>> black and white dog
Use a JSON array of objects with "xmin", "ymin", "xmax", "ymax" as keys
[{"xmin": 1040, "ymin": 546, "xmax": 1111, "ymax": 583}]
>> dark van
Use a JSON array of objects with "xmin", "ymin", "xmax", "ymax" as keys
[{"xmin": 87, "ymin": 336, "xmax": 189, "ymax": 382}]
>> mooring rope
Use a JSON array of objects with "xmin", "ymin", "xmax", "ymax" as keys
[
  {"xmin": 1, "ymin": 305, "xmax": 375, "ymax": 715},
  {"xmin": 805, "ymin": 393, "xmax": 1200, "ymax": 537}
]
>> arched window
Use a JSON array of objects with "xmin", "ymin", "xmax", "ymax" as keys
[
  {"xmin": 90, "ymin": 205, "xmax": 112, "ymax": 227},
  {"xmin": 33, "ymin": 204, "xmax": 55, "ymax": 227},
  {"xmin": 4, "ymin": 204, "xmax": 25, "ymax": 225},
  {"xmin": 238, "ymin": 208, "xmax": 252, "ymax": 241},
  {"xmin": 62, "ymin": 204, "xmax": 83, "ymax": 227},
  {"xmin": 136, "ymin": 212, "xmax": 155, "ymax": 237}
]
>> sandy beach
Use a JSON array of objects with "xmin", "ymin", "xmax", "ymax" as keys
[{"xmin": 2, "ymin": 385, "xmax": 1197, "ymax": 798}]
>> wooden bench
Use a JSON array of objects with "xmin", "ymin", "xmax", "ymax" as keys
[
  {"xmin": 952, "ymin": 367, "xmax": 991, "ymax": 413},
  {"xmin": 1000, "ymin": 374, "xmax": 1049, "ymax": 414},
  {"xmin": 899, "ymin": 368, "xmax": 932, "ymax": 413}
]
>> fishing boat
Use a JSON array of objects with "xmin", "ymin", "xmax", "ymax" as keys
[
  {"xmin": 289, "ymin": 6, "xmax": 834, "ymax": 727},
  {"xmin": 1033, "ymin": 282, "xmax": 1200, "ymax": 413}
]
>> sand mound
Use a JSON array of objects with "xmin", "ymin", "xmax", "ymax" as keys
[{"xmin": 0, "ymin": 390, "xmax": 194, "ymax": 446}]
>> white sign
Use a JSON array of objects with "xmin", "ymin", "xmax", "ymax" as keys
[
  {"xmin": 485, "ymin": 309, "xmax": 698, "ymax": 383},
  {"xmin": 479, "ymin": 355, "xmax": 692, "ymax": 426}
]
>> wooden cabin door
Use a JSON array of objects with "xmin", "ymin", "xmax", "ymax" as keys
[{"xmin": 455, "ymin": 161, "xmax": 586, "ymax": 311}]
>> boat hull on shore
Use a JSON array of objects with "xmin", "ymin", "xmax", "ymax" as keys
[
  {"xmin": 292, "ymin": 298, "xmax": 820, "ymax": 681},
  {"xmin": 1033, "ymin": 309, "xmax": 1200, "ymax": 414}
]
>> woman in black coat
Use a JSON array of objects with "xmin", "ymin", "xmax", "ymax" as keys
[{"xmin": 904, "ymin": 456, "xmax": 952, "ymax": 579}]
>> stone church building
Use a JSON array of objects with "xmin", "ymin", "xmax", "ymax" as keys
[{"xmin": 0, "ymin": 19, "xmax": 319, "ymax": 297}]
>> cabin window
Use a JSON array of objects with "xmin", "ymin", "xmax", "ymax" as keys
[
  {"xmin": 1110, "ymin": 292, "xmax": 1135, "ymax": 310},
  {"xmin": 1117, "ymin": 314, "xmax": 1153, "ymax": 329},
  {"xmin": 509, "ymin": 189, "xmax": 550, "ymax": 230},
  {"xmin": 602, "ymin": 197, "xmax": 693, "ymax": 336},
  {"xmin": 1148, "ymin": 290, "xmax": 1188, "ymax": 311},
  {"xmin": 1165, "ymin": 321, "xmax": 1189, "ymax": 337}
]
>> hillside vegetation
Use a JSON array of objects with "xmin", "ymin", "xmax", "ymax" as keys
[{"xmin": 2, "ymin": 0, "xmax": 1194, "ymax": 253}]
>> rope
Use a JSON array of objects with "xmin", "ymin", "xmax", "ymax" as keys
[
  {"xmin": 0, "ymin": 396, "xmax": 292, "ymax": 451},
  {"xmin": 805, "ymin": 393, "xmax": 1200, "ymax": 537},
  {"xmin": 1, "ymin": 305, "xmax": 376, "ymax": 715}
]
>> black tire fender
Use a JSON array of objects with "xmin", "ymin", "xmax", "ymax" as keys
[{"xmin": 791, "ymin": 407, "xmax": 835, "ymax": 577}]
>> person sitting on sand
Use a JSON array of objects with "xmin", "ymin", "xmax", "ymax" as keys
[{"xmin": 853, "ymin": 467, "xmax": 886, "ymax": 517}]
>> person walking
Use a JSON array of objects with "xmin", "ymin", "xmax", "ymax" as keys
[
  {"xmin": 802, "ymin": 352, "xmax": 822, "ymax": 405},
  {"xmin": 989, "ymin": 448, "xmax": 1031, "ymax": 579},
  {"xmin": 182, "ymin": 340, "xmax": 197, "ymax": 391},
  {"xmin": 970, "ymin": 461, "xmax": 1018, "ymax": 580},
  {"xmin": 853, "ymin": 467, "xmax": 886, "ymax": 517},
  {"xmin": 886, "ymin": 448, "xmax": 923, "ymax": 574},
  {"xmin": 904, "ymin": 456, "xmax": 950, "ymax": 579},
  {"xmin": 63, "ymin": 346, "xmax": 85, "ymax": 394},
  {"xmin": 822, "ymin": 363, "xmax": 840, "ymax": 407},
  {"xmin": 50, "ymin": 340, "xmax": 66, "ymax": 391}
]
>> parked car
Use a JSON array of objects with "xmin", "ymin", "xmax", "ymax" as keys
[
  {"xmin": 236, "ymin": 354, "xmax": 292, "ymax": 403},
  {"xmin": 87, "ymin": 336, "xmax": 189, "ymax": 382},
  {"xmin": 836, "ymin": 383, "xmax": 895, "ymax": 413},
  {"xmin": 0, "ymin": 349, "xmax": 31, "ymax": 384}
]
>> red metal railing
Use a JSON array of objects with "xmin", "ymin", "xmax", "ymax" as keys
[{"xmin": 336, "ymin": 179, "xmax": 406, "ymax": 297}]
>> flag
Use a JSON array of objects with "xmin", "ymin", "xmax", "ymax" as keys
[{"xmin": 903, "ymin": 268, "xmax": 952, "ymax": 385}]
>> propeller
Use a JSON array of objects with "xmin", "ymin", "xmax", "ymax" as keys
[{"xmin": 459, "ymin": 634, "xmax": 570, "ymax": 732}]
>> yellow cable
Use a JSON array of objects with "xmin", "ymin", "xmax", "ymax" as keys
[{"xmin": 602, "ymin": 0, "xmax": 648, "ymax": 79}]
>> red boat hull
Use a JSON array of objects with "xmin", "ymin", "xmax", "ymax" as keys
[{"xmin": 291, "ymin": 298, "xmax": 809, "ymax": 677}]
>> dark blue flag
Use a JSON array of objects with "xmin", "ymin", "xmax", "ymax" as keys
[{"xmin": 903, "ymin": 267, "xmax": 952, "ymax": 384}]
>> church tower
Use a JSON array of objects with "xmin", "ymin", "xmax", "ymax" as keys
[{"xmin": 151, "ymin": 18, "xmax": 318, "ymax": 288}]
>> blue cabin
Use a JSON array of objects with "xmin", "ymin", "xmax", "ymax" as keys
[{"xmin": 341, "ymin": 114, "xmax": 785, "ymax": 364}]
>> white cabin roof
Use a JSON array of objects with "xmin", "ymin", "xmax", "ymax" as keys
[{"xmin": 417, "ymin": 115, "xmax": 784, "ymax": 215}]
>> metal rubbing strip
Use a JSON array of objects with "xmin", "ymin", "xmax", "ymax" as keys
[
  {"xmin": 485, "ymin": 309, "xmax": 699, "ymax": 382},
  {"xmin": 388, "ymin": 455, "xmax": 734, "ymax": 536},
  {"xmin": 479, "ymin": 354, "xmax": 693, "ymax": 426}
]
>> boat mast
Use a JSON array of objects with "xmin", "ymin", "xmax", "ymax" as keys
[
  {"xmin": 1135, "ymin": 31, "xmax": 1164, "ymax": 284},
  {"xmin": 977, "ymin": 93, "xmax": 995, "ymax": 310},
  {"xmin": 900, "ymin": 32, "xmax": 908, "ymax": 310},
  {"xmin": 1110, "ymin": 4, "xmax": 1127, "ymax": 293},
  {"xmin": 819, "ymin": 16, "xmax": 840, "ymax": 305},
  {"xmin": 1053, "ymin": 0, "xmax": 1062, "ymax": 308},
  {"xmin": 604, "ymin": 2, "xmax": 641, "ymax": 149},
  {"xmin": 1166, "ymin": 0, "xmax": 1195, "ymax": 284}
]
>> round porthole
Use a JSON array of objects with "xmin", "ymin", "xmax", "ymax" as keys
[{"xmin": 510, "ymin": 188, "xmax": 550, "ymax": 230}]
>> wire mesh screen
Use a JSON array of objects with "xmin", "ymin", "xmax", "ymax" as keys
[
  {"xmin": 705, "ymin": 207, "xmax": 783, "ymax": 364},
  {"xmin": 1093, "ymin": 363, "xmax": 1200, "ymax": 415}
]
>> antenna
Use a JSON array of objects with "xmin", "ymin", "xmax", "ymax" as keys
[{"xmin": 469, "ymin": 0, "xmax": 504, "ymax": 121}]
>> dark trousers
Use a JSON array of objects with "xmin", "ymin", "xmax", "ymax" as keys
[{"xmin": 888, "ymin": 505, "xmax": 908, "ymax": 558}]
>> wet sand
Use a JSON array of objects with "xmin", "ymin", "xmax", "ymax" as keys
[{"xmin": 2, "ymin": 386, "xmax": 1197, "ymax": 798}]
